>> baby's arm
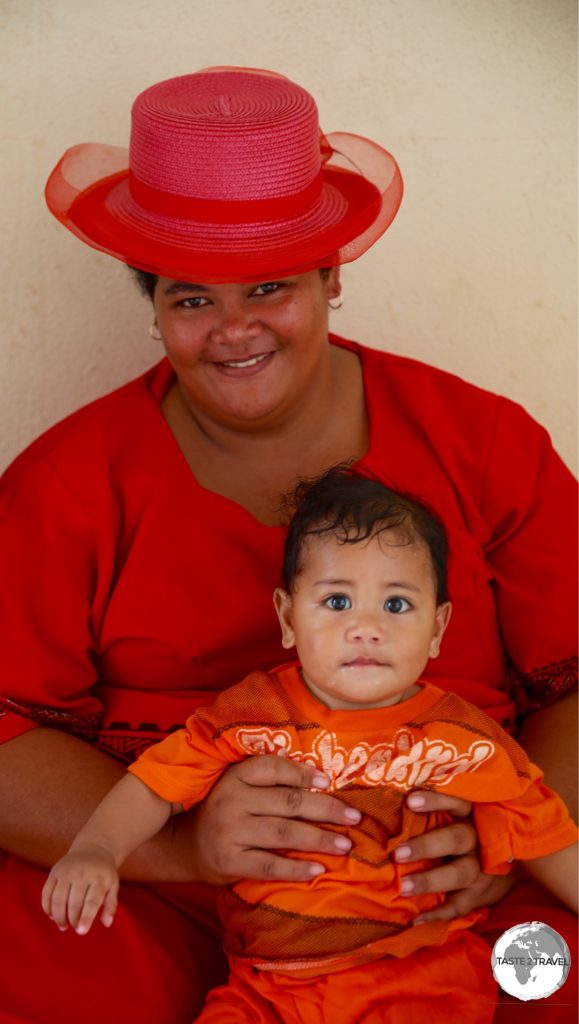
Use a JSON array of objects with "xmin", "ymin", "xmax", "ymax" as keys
[
  {"xmin": 524, "ymin": 843, "xmax": 578, "ymax": 913},
  {"xmin": 41, "ymin": 773, "xmax": 173, "ymax": 934}
]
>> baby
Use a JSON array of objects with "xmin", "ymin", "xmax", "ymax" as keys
[{"xmin": 42, "ymin": 467, "xmax": 577, "ymax": 1023}]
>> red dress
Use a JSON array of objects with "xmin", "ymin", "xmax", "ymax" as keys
[{"xmin": 0, "ymin": 337, "xmax": 576, "ymax": 1023}]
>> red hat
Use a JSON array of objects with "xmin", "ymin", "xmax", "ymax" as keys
[{"xmin": 45, "ymin": 67, "xmax": 403, "ymax": 283}]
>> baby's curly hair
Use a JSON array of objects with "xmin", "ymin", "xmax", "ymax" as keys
[{"xmin": 281, "ymin": 465, "xmax": 449, "ymax": 604}]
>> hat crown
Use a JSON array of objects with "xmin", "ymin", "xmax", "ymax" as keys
[
  {"xmin": 129, "ymin": 69, "xmax": 322, "ymax": 203},
  {"xmin": 46, "ymin": 64, "xmax": 403, "ymax": 283}
]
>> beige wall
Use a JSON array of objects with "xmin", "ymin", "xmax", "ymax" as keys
[{"xmin": 1, "ymin": 0, "xmax": 577, "ymax": 472}]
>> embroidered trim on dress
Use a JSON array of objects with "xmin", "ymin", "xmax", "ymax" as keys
[
  {"xmin": 517, "ymin": 656, "xmax": 578, "ymax": 710},
  {"xmin": 0, "ymin": 694, "xmax": 101, "ymax": 734},
  {"xmin": 95, "ymin": 723, "xmax": 181, "ymax": 765}
]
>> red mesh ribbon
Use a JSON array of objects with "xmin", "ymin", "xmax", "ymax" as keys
[{"xmin": 128, "ymin": 171, "xmax": 324, "ymax": 223}]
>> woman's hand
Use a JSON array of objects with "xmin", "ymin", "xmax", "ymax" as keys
[
  {"xmin": 183, "ymin": 755, "xmax": 362, "ymax": 885},
  {"xmin": 393, "ymin": 790, "xmax": 516, "ymax": 921}
]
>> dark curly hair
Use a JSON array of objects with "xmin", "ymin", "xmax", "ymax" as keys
[
  {"xmin": 281, "ymin": 465, "xmax": 449, "ymax": 604},
  {"xmin": 129, "ymin": 266, "xmax": 158, "ymax": 299}
]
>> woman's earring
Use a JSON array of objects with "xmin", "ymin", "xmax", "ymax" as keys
[
  {"xmin": 149, "ymin": 321, "xmax": 163, "ymax": 341},
  {"xmin": 328, "ymin": 290, "xmax": 343, "ymax": 310}
]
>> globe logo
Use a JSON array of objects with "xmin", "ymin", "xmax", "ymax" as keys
[{"xmin": 491, "ymin": 921, "xmax": 571, "ymax": 1001}]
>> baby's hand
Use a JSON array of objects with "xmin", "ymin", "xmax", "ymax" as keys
[{"xmin": 41, "ymin": 842, "xmax": 119, "ymax": 935}]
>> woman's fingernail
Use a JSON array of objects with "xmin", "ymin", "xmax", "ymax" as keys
[
  {"xmin": 312, "ymin": 774, "xmax": 330, "ymax": 789},
  {"xmin": 413, "ymin": 917, "xmax": 425, "ymax": 926},
  {"xmin": 394, "ymin": 845, "xmax": 411, "ymax": 861},
  {"xmin": 308, "ymin": 864, "xmax": 325, "ymax": 877},
  {"xmin": 407, "ymin": 794, "xmax": 425, "ymax": 809},
  {"xmin": 334, "ymin": 836, "xmax": 352, "ymax": 852},
  {"xmin": 344, "ymin": 808, "xmax": 362, "ymax": 823},
  {"xmin": 400, "ymin": 878, "xmax": 415, "ymax": 895}
]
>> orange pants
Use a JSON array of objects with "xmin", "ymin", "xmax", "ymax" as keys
[
  {"xmin": 195, "ymin": 931, "xmax": 497, "ymax": 1024},
  {"xmin": 0, "ymin": 858, "xmax": 576, "ymax": 1024}
]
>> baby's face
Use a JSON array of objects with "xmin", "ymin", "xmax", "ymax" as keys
[{"xmin": 275, "ymin": 531, "xmax": 451, "ymax": 711}]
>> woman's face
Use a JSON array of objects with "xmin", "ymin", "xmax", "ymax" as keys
[{"xmin": 153, "ymin": 269, "xmax": 341, "ymax": 431}]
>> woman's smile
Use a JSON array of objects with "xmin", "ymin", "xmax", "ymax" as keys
[{"xmin": 211, "ymin": 350, "xmax": 276, "ymax": 376}]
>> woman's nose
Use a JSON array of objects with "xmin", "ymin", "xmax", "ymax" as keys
[{"xmin": 211, "ymin": 303, "xmax": 260, "ymax": 345}]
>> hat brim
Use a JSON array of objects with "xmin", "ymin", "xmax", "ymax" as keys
[{"xmin": 45, "ymin": 133, "xmax": 403, "ymax": 283}]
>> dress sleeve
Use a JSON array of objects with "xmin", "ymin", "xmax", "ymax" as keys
[
  {"xmin": 0, "ymin": 458, "xmax": 102, "ymax": 743},
  {"xmin": 479, "ymin": 397, "xmax": 578, "ymax": 710}
]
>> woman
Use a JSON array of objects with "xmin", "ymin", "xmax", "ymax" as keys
[{"xmin": 0, "ymin": 67, "xmax": 576, "ymax": 1024}]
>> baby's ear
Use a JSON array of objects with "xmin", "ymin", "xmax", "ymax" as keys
[
  {"xmin": 429, "ymin": 601, "xmax": 452, "ymax": 659},
  {"xmin": 273, "ymin": 588, "xmax": 296, "ymax": 649}
]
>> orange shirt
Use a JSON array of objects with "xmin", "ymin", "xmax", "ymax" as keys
[{"xmin": 129, "ymin": 666, "xmax": 577, "ymax": 977}]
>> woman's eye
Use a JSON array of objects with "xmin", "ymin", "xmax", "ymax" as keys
[
  {"xmin": 385, "ymin": 597, "xmax": 411, "ymax": 614},
  {"xmin": 324, "ymin": 594, "xmax": 351, "ymax": 611},
  {"xmin": 252, "ymin": 281, "xmax": 282, "ymax": 296},
  {"xmin": 180, "ymin": 296, "xmax": 209, "ymax": 309}
]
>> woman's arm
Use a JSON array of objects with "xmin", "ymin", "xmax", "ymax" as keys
[
  {"xmin": 0, "ymin": 727, "xmax": 365, "ymax": 884},
  {"xmin": 525, "ymin": 844, "xmax": 578, "ymax": 913},
  {"xmin": 0, "ymin": 728, "xmax": 179, "ymax": 878},
  {"xmin": 0, "ymin": 728, "xmax": 123, "ymax": 863},
  {"xmin": 517, "ymin": 693, "xmax": 578, "ymax": 819}
]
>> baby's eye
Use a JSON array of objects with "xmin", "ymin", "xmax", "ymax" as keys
[
  {"xmin": 324, "ymin": 594, "xmax": 352, "ymax": 611},
  {"xmin": 252, "ymin": 281, "xmax": 283, "ymax": 296},
  {"xmin": 385, "ymin": 597, "xmax": 412, "ymax": 614}
]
